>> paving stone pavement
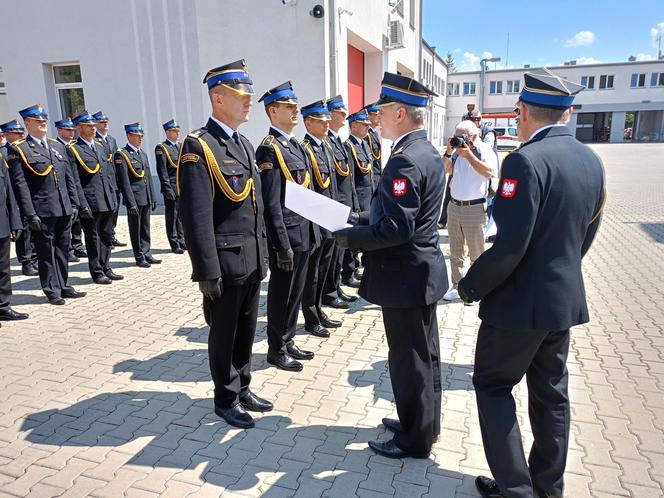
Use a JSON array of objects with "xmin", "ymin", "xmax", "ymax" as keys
[{"xmin": 0, "ymin": 143, "xmax": 662, "ymax": 498}]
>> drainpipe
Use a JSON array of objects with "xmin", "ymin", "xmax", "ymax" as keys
[{"xmin": 329, "ymin": 0, "xmax": 338, "ymax": 96}]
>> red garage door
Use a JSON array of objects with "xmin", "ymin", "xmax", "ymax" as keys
[{"xmin": 347, "ymin": 44, "xmax": 364, "ymax": 113}]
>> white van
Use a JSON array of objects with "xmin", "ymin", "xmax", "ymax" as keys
[{"xmin": 494, "ymin": 126, "xmax": 521, "ymax": 150}]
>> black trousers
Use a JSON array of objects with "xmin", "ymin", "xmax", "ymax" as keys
[
  {"xmin": 266, "ymin": 249, "xmax": 309, "ymax": 354},
  {"xmin": 203, "ymin": 281, "xmax": 260, "ymax": 408},
  {"xmin": 69, "ymin": 216, "xmax": 84, "ymax": 254},
  {"xmin": 322, "ymin": 243, "xmax": 341, "ymax": 301},
  {"xmin": 34, "ymin": 216, "xmax": 74, "ymax": 300},
  {"xmin": 16, "ymin": 227, "xmax": 37, "ymax": 266},
  {"xmin": 302, "ymin": 237, "xmax": 335, "ymax": 327},
  {"xmin": 341, "ymin": 248, "xmax": 357, "ymax": 280},
  {"xmin": 473, "ymin": 323, "xmax": 571, "ymax": 498},
  {"xmin": 0, "ymin": 236, "xmax": 12, "ymax": 309},
  {"xmin": 81, "ymin": 211, "xmax": 114, "ymax": 280},
  {"xmin": 127, "ymin": 204, "xmax": 152, "ymax": 262},
  {"xmin": 111, "ymin": 191, "xmax": 121, "ymax": 236},
  {"xmin": 164, "ymin": 197, "xmax": 185, "ymax": 251},
  {"xmin": 382, "ymin": 304, "xmax": 441, "ymax": 454},
  {"xmin": 438, "ymin": 174, "xmax": 453, "ymax": 225}
]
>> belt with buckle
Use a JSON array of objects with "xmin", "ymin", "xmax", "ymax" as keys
[{"xmin": 451, "ymin": 197, "xmax": 485, "ymax": 207}]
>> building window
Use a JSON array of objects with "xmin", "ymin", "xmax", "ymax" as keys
[
  {"xmin": 409, "ymin": 0, "xmax": 416, "ymax": 29},
  {"xmin": 448, "ymin": 82, "xmax": 459, "ymax": 96},
  {"xmin": 599, "ymin": 74, "xmax": 614, "ymax": 89},
  {"xmin": 506, "ymin": 79, "xmax": 520, "ymax": 93},
  {"xmin": 650, "ymin": 72, "xmax": 664, "ymax": 87},
  {"xmin": 489, "ymin": 81, "xmax": 503, "ymax": 94},
  {"xmin": 53, "ymin": 64, "xmax": 86, "ymax": 119},
  {"xmin": 581, "ymin": 76, "xmax": 595, "ymax": 89},
  {"xmin": 396, "ymin": 0, "xmax": 403, "ymax": 17},
  {"xmin": 463, "ymin": 82, "xmax": 476, "ymax": 95},
  {"xmin": 631, "ymin": 73, "xmax": 646, "ymax": 88}
]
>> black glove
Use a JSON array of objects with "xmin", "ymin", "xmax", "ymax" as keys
[
  {"xmin": 10, "ymin": 229, "xmax": 21, "ymax": 242},
  {"xmin": 347, "ymin": 212, "xmax": 360, "ymax": 226},
  {"xmin": 333, "ymin": 228, "xmax": 351, "ymax": 249},
  {"xmin": 26, "ymin": 215, "xmax": 42, "ymax": 232},
  {"xmin": 165, "ymin": 191, "xmax": 176, "ymax": 201},
  {"xmin": 198, "ymin": 277, "xmax": 223, "ymax": 300},
  {"xmin": 151, "ymin": 202, "xmax": 157, "ymax": 212},
  {"xmin": 457, "ymin": 280, "xmax": 473, "ymax": 304},
  {"xmin": 276, "ymin": 248, "xmax": 294, "ymax": 272},
  {"xmin": 128, "ymin": 205, "xmax": 139, "ymax": 216},
  {"xmin": 71, "ymin": 206, "xmax": 79, "ymax": 219},
  {"xmin": 79, "ymin": 207, "xmax": 93, "ymax": 220}
]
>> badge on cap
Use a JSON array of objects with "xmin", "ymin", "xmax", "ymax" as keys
[
  {"xmin": 501, "ymin": 179, "xmax": 518, "ymax": 198},
  {"xmin": 393, "ymin": 178, "xmax": 407, "ymax": 197}
]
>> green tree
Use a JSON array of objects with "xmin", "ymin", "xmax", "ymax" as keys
[{"xmin": 445, "ymin": 51, "xmax": 457, "ymax": 73}]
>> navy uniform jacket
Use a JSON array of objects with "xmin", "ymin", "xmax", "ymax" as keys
[
  {"xmin": 178, "ymin": 118, "xmax": 268, "ymax": 286},
  {"xmin": 327, "ymin": 131, "xmax": 358, "ymax": 211},
  {"xmin": 7, "ymin": 136, "xmax": 80, "ymax": 219},
  {"xmin": 365, "ymin": 127, "xmax": 382, "ymax": 189},
  {"xmin": 96, "ymin": 133, "xmax": 119, "ymax": 193},
  {"xmin": 114, "ymin": 145, "xmax": 155, "ymax": 208},
  {"xmin": 459, "ymin": 126, "xmax": 605, "ymax": 331},
  {"xmin": 67, "ymin": 137, "xmax": 117, "ymax": 213},
  {"xmin": 256, "ymin": 127, "xmax": 320, "ymax": 253},
  {"xmin": 155, "ymin": 140, "xmax": 180, "ymax": 198},
  {"xmin": 302, "ymin": 133, "xmax": 337, "ymax": 238},
  {"xmin": 0, "ymin": 148, "xmax": 21, "ymax": 238},
  {"xmin": 345, "ymin": 135, "xmax": 373, "ymax": 212},
  {"xmin": 347, "ymin": 130, "xmax": 448, "ymax": 308}
]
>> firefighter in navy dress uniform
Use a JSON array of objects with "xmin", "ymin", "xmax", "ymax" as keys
[
  {"xmin": 114, "ymin": 123, "xmax": 160, "ymax": 268},
  {"xmin": 178, "ymin": 60, "xmax": 272, "ymax": 429},
  {"xmin": 334, "ymin": 73, "xmax": 446, "ymax": 459},
  {"xmin": 255, "ymin": 81, "xmax": 321, "ymax": 373},
  {"xmin": 457, "ymin": 69, "xmax": 606, "ymax": 498},
  {"xmin": 7, "ymin": 105, "xmax": 89, "ymax": 305},
  {"xmin": 362, "ymin": 103, "xmax": 382, "ymax": 190},
  {"xmin": 155, "ymin": 119, "xmax": 186, "ymax": 254}
]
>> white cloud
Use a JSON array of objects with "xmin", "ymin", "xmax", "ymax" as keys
[
  {"xmin": 651, "ymin": 22, "xmax": 664, "ymax": 48},
  {"xmin": 481, "ymin": 51, "xmax": 493, "ymax": 60},
  {"xmin": 575, "ymin": 56, "xmax": 602, "ymax": 65},
  {"xmin": 459, "ymin": 51, "xmax": 480, "ymax": 71},
  {"xmin": 635, "ymin": 53, "xmax": 655, "ymax": 61},
  {"xmin": 565, "ymin": 31, "xmax": 595, "ymax": 47}
]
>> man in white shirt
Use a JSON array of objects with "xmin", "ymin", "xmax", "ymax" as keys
[{"xmin": 442, "ymin": 120, "xmax": 497, "ymax": 301}]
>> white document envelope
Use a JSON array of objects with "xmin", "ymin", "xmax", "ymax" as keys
[{"xmin": 284, "ymin": 181, "xmax": 351, "ymax": 232}]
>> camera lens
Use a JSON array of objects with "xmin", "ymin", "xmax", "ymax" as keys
[{"xmin": 450, "ymin": 137, "xmax": 462, "ymax": 147}]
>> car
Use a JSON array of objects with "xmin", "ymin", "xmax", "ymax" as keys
[{"xmin": 494, "ymin": 126, "xmax": 521, "ymax": 150}]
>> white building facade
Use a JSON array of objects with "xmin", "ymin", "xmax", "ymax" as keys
[
  {"xmin": 421, "ymin": 40, "xmax": 448, "ymax": 150},
  {"xmin": 0, "ymin": 0, "xmax": 423, "ymax": 159},
  {"xmin": 446, "ymin": 59, "xmax": 664, "ymax": 143}
]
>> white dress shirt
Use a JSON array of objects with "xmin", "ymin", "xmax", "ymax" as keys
[{"xmin": 450, "ymin": 141, "xmax": 498, "ymax": 201}]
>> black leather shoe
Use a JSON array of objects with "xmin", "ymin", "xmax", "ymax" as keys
[
  {"xmin": 22, "ymin": 264, "xmax": 39, "ymax": 277},
  {"xmin": 62, "ymin": 290, "xmax": 86, "ymax": 299},
  {"xmin": 0, "ymin": 308, "xmax": 29, "ymax": 321},
  {"xmin": 145, "ymin": 256, "xmax": 162, "ymax": 264},
  {"xmin": 48, "ymin": 297, "xmax": 66, "ymax": 306},
  {"xmin": 112, "ymin": 238, "xmax": 127, "ymax": 247},
  {"xmin": 239, "ymin": 391, "xmax": 273, "ymax": 412},
  {"xmin": 341, "ymin": 276, "xmax": 361, "ymax": 288},
  {"xmin": 173, "ymin": 248, "xmax": 185, "ymax": 254},
  {"xmin": 68, "ymin": 254, "xmax": 80, "ymax": 263},
  {"xmin": 214, "ymin": 403, "xmax": 255, "ymax": 429},
  {"xmin": 338, "ymin": 289, "xmax": 358, "ymax": 303},
  {"xmin": 94, "ymin": 276, "xmax": 113, "ymax": 285},
  {"xmin": 322, "ymin": 296, "xmax": 349, "ymax": 309},
  {"xmin": 367, "ymin": 439, "xmax": 429, "ymax": 459},
  {"xmin": 286, "ymin": 344, "xmax": 315, "ymax": 360},
  {"xmin": 305, "ymin": 324, "xmax": 330, "ymax": 338},
  {"xmin": 136, "ymin": 261, "xmax": 151, "ymax": 268},
  {"xmin": 320, "ymin": 315, "xmax": 342, "ymax": 328},
  {"xmin": 475, "ymin": 476, "xmax": 505, "ymax": 498},
  {"xmin": 382, "ymin": 417, "xmax": 403, "ymax": 433},
  {"xmin": 267, "ymin": 352, "xmax": 303, "ymax": 372},
  {"xmin": 105, "ymin": 270, "xmax": 124, "ymax": 281},
  {"xmin": 74, "ymin": 249, "xmax": 88, "ymax": 258}
]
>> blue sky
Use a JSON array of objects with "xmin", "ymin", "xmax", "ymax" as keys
[{"xmin": 422, "ymin": 0, "xmax": 664, "ymax": 72}]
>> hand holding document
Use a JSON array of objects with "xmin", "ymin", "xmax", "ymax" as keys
[{"xmin": 285, "ymin": 181, "xmax": 351, "ymax": 232}]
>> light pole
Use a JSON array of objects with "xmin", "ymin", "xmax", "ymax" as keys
[{"xmin": 479, "ymin": 56, "xmax": 501, "ymax": 113}]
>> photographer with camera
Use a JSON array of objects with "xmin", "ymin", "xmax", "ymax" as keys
[{"xmin": 442, "ymin": 120, "xmax": 497, "ymax": 302}]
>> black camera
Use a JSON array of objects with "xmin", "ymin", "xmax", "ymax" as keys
[{"xmin": 450, "ymin": 135, "xmax": 471, "ymax": 148}]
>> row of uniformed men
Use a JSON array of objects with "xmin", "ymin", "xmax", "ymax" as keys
[{"xmin": 0, "ymin": 108, "xmax": 188, "ymax": 315}]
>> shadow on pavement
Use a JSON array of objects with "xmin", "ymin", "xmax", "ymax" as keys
[
  {"xmin": 20, "ymin": 390, "xmax": 474, "ymax": 495},
  {"xmin": 637, "ymin": 222, "xmax": 664, "ymax": 243}
]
